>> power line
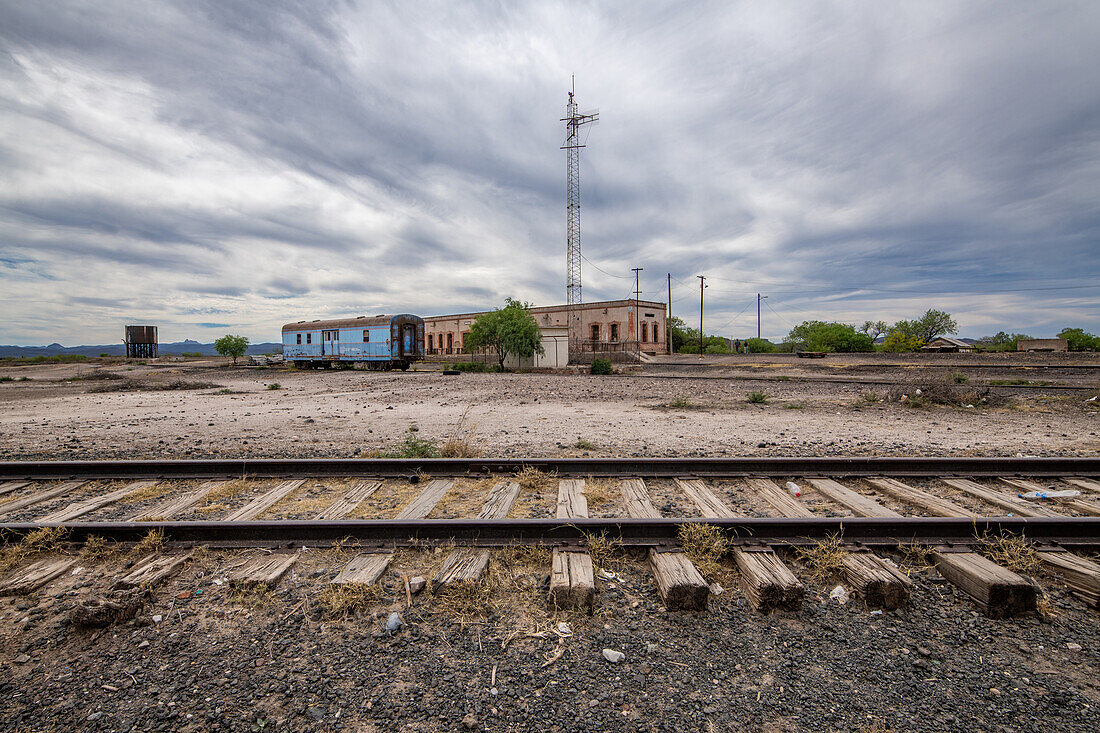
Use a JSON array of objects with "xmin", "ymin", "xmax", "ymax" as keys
[{"xmin": 580, "ymin": 254, "xmax": 633, "ymax": 279}]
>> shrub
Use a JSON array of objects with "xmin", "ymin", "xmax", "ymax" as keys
[
  {"xmin": 446, "ymin": 361, "xmax": 496, "ymax": 373},
  {"xmin": 378, "ymin": 428, "xmax": 441, "ymax": 458},
  {"xmin": 574, "ymin": 438, "xmax": 596, "ymax": 450},
  {"xmin": 590, "ymin": 358, "xmax": 612, "ymax": 375},
  {"xmin": 883, "ymin": 331, "xmax": 925, "ymax": 352},
  {"xmin": 747, "ymin": 391, "xmax": 768, "ymax": 404},
  {"xmin": 783, "ymin": 321, "xmax": 874, "ymax": 353},
  {"xmin": 952, "ymin": 372, "xmax": 969, "ymax": 384},
  {"xmin": 267, "ymin": 383, "xmax": 281, "ymax": 390},
  {"xmin": 744, "ymin": 337, "xmax": 777, "ymax": 353}
]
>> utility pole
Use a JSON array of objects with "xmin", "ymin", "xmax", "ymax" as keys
[
  {"xmin": 757, "ymin": 293, "xmax": 768, "ymax": 339},
  {"xmin": 698, "ymin": 275, "xmax": 706, "ymax": 356},
  {"xmin": 561, "ymin": 76, "xmax": 598, "ymax": 360},
  {"xmin": 632, "ymin": 267, "xmax": 643, "ymax": 346},
  {"xmin": 667, "ymin": 272, "xmax": 672, "ymax": 354}
]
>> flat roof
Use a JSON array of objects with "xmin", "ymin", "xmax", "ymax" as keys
[{"xmin": 425, "ymin": 299, "xmax": 667, "ymax": 321}]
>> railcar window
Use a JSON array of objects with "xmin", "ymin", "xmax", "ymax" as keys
[
  {"xmin": 363, "ymin": 330, "xmax": 369, "ymax": 342},
  {"xmin": 296, "ymin": 334, "xmax": 301, "ymax": 344},
  {"xmin": 306, "ymin": 333, "xmax": 312, "ymax": 344}
]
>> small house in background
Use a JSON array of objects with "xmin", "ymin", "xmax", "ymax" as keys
[
  {"xmin": 1017, "ymin": 338, "xmax": 1068, "ymax": 352},
  {"xmin": 921, "ymin": 336, "xmax": 974, "ymax": 353}
]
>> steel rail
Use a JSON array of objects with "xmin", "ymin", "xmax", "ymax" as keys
[
  {"xmin": 1, "ymin": 516, "xmax": 1097, "ymax": 549},
  {"xmin": 1, "ymin": 456, "xmax": 1098, "ymax": 480}
]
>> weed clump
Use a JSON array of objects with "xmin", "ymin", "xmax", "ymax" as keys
[
  {"xmin": 267, "ymin": 383, "xmax": 281, "ymax": 390},
  {"xmin": 896, "ymin": 542, "xmax": 935, "ymax": 571},
  {"xmin": 796, "ymin": 534, "xmax": 848, "ymax": 583},
  {"xmin": 976, "ymin": 531, "xmax": 1040, "ymax": 573},
  {"xmin": 440, "ymin": 436, "xmax": 482, "ymax": 458},
  {"xmin": 0, "ymin": 526, "xmax": 70, "ymax": 572},
  {"xmin": 886, "ymin": 378, "xmax": 1009, "ymax": 408},
  {"xmin": 319, "ymin": 583, "xmax": 384, "ymax": 619},
  {"xmin": 747, "ymin": 391, "xmax": 769, "ymax": 404},
  {"xmin": 581, "ymin": 530, "xmax": 621, "ymax": 570},
  {"xmin": 574, "ymin": 438, "xmax": 596, "ymax": 450},
  {"xmin": 377, "ymin": 428, "xmax": 441, "ymax": 458},
  {"xmin": 678, "ymin": 523, "xmax": 728, "ymax": 580}
]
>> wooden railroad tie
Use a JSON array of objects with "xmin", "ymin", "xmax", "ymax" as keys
[
  {"xmin": 0, "ymin": 481, "xmax": 86, "ymax": 520},
  {"xmin": 434, "ymin": 481, "xmax": 522, "ymax": 591},
  {"xmin": 748, "ymin": 477, "xmax": 909, "ymax": 610},
  {"xmin": 332, "ymin": 479, "xmax": 455, "ymax": 586},
  {"xmin": 549, "ymin": 479, "xmax": 595, "ymax": 612},
  {"xmin": 809, "ymin": 477, "xmax": 1037, "ymax": 617},
  {"xmin": 622, "ymin": 479, "xmax": 709, "ymax": 611}
]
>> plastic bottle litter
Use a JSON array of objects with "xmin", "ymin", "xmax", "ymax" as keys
[
  {"xmin": 1020, "ymin": 490, "xmax": 1079, "ymax": 499},
  {"xmin": 785, "ymin": 481, "xmax": 802, "ymax": 497}
]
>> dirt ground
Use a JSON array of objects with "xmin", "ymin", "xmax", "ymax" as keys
[
  {"xmin": 0, "ymin": 353, "xmax": 1096, "ymax": 459},
  {"xmin": 1, "ymin": 354, "xmax": 1099, "ymax": 733}
]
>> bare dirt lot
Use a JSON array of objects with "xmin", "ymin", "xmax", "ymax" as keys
[
  {"xmin": 1, "ymin": 353, "xmax": 1098, "ymax": 732},
  {"xmin": 0, "ymin": 353, "xmax": 1097, "ymax": 459}
]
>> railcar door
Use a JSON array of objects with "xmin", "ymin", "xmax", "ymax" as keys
[
  {"xmin": 402, "ymin": 325, "xmax": 414, "ymax": 357},
  {"xmin": 322, "ymin": 329, "xmax": 339, "ymax": 357}
]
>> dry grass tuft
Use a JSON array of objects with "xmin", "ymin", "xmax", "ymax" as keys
[
  {"xmin": 513, "ymin": 466, "xmax": 557, "ymax": 491},
  {"xmin": 229, "ymin": 584, "xmax": 277, "ymax": 607},
  {"xmin": 319, "ymin": 583, "xmax": 384, "ymax": 619},
  {"xmin": 582, "ymin": 530, "xmax": 621, "ymax": 570},
  {"xmin": 432, "ymin": 578, "xmax": 494, "ymax": 621},
  {"xmin": 130, "ymin": 529, "xmax": 165, "ymax": 556},
  {"xmin": 117, "ymin": 481, "xmax": 171, "ymax": 505},
  {"xmin": 195, "ymin": 478, "xmax": 254, "ymax": 511},
  {"xmin": 440, "ymin": 436, "xmax": 482, "ymax": 458},
  {"xmin": 584, "ymin": 478, "xmax": 615, "ymax": 508},
  {"xmin": 80, "ymin": 534, "xmax": 118, "ymax": 562},
  {"xmin": 896, "ymin": 542, "xmax": 935, "ymax": 571},
  {"xmin": 796, "ymin": 534, "xmax": 849, "ymax": 583},
  {"xmin": 976, "ymin": 531, "xmax": 1040, "ymax": 573},
  {"xmin": 678, "ymin": 523, "xmax": 729, "ymax": 580},
  {"xmin": 0, "ymin": 526, "xmax": 70, "ymax": 572}
]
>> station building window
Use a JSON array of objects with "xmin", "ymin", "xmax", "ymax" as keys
[
  {"xmin": 652, "ymin": 324, "xmax": 659, "ymax": 345},
  {"xmin": 610, "ymin": 323, "xmax": 619, "ymax": 342},
  {"xmin": 428, "ymin": 334, "xmax": 434, "ymax": 351},
  {"xmin": 591, "ymin": 324, "xmax": 600, "ymax": 341},
  {"xmin": 641, "ymin": 323, "xmax": 648, "ymax": 342}
]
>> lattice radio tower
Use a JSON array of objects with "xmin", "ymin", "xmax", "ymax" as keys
[{"xmin": 561, "ymin": 77, "xmax": 598, "ymax": 351}]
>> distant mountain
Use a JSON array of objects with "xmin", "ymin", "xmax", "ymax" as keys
[{"xmin": 0, "ymin": 341, "xmax": 283, "ymax": 357}]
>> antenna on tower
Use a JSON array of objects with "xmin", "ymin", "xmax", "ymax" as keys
[{"xmin": 561, "ymin": 75, "xmax": 598, "ymax": 361}]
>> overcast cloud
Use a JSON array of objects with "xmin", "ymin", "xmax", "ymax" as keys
[{"xmin": 1, "ymin": 1, "xmax": 1098, "ymax": 345}]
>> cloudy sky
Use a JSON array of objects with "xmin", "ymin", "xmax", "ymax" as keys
[{"xmin": 1, "ymin": 1, "xmax": 1098, "ymax": 346}]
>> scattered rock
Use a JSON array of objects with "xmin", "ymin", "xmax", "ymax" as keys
[
  {"xmin": 709, "ymin": 583, "xmax": 724, "ymax": 595},
  {"xmin": 385, "ymin": 612, "xmax": 403, "ymax": 632},
  {"xmin": 14, "ymin": 654, "xmax": 30, "ymax": 664},
  {"xmin": 1066, "ymin": 643, "xmax": 1082, "ymax": 651},
  {"xmin": 408, "ymin": 576, "xmax": 426, "ymax": 594},
  {"xmin": 69, "ymin": 591, "xmax": 148, "ymax": 629},
  {"xmin": 462, "ymin": 713, "xmax": 478, "ymax": 729},
  {"xmin": 602, "ymin": 648, "xmax": 625, "ymax": 663}
]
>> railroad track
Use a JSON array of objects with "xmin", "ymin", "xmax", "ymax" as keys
[{"xmin": 1, "ymin": 457, "xmax": 1098, "ymax": 617}]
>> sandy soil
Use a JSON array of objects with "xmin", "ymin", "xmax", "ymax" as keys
[{"xmin": 0, "ymin": 354, "xmax": 1097, "ymax": 459}]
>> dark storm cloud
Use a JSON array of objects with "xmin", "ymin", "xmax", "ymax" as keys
[{"xmin": 0, "ymin": 1, "xmax": 1098, "ymax": 344}]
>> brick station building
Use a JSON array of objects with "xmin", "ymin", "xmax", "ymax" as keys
[{"xmin": 423, "ymin": 299, "xmax": 669, "ymax": 359}]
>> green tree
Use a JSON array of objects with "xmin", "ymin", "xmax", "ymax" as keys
[
  {"xmin": 213, "ymin": 334, "xmax": 250, "ymax": 365},
  {"xmin": 883, "ymin": 331, "xmax": 924, "ymax": 352},
  {"xmin": 893, "ymin": 309, "xmax": 957, "ymax": 343},
  {"xmin": 744, "ymin": 337, "xmax": 777, "ymax": 353},
  {"xmin": 859, "ymin": 320, "xmax": 890, "ymax": 341},
  {"xmin": 667, "ymin": 316, "xmax": 700, "ymax": 353},
  {"xmin": 1057, "ymin": 327, "xmax": 1100, "ymax": 351},
  {"xmin": 978, "ymin": 332, "xmax": 1031, "ymax": 352},
  {"xmin": 465, "ymin": 298, "xmax": 544, "ymax": 370},
  {"xmin": 783, "ymin": 321, "xmax": 874, "ymax": 353}
]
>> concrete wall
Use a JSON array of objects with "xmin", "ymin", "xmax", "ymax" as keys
[{"xmin": 1018, "ymin": 338, "xmax": 1068, "ymax": 352}]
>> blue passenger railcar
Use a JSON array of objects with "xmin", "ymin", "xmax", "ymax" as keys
[{"xmin": 282, "ymin": 314, "xmax": 424, "ymax": 370}]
